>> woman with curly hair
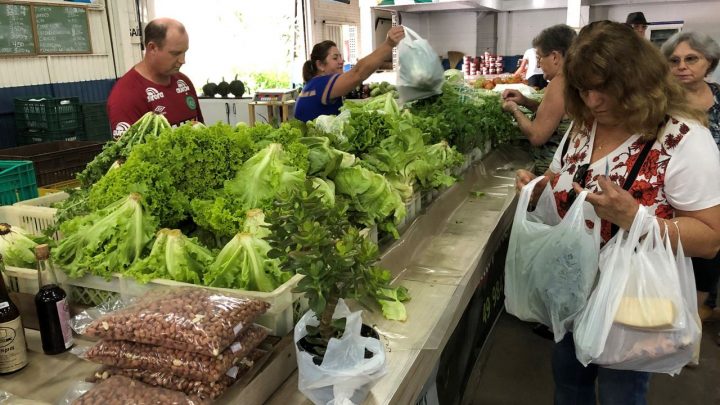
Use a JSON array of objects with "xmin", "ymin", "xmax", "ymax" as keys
[{"xmin": 515, "ymin": 21, "xmax": 720, "ymax": 404}]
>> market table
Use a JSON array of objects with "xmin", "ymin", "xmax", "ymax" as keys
[{"xmin": 0, "ymin": 145, "xmax": 532, "ymax": 404}]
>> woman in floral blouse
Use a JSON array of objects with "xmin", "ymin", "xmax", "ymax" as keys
[
  {"xmin": 661, "ymin": 31, "xmax": 720, "ymax": 321},
  {"xmin": 516, "ymin": 21, "xmax": 720, "ymax": 404}
]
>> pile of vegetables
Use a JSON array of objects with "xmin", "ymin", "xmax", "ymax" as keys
[{"xmin": 29, "ymin": 72, "xmax": 521, "ymax": 325}]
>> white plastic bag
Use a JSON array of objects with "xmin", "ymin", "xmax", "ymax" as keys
[
  {"xmin": 573, "ymin": 207, "xmax": 700, "ymax": 374},
  {"xmin": 295, "ymin": 299, "xmax": 386, "ymax": 405},
  {"xmin": 504, "ymin": 176, "xmax": 601, "ymax": 342},
  {"xmin": 396, "ymin": 27, "xmax": 444, "ymax": 104}
]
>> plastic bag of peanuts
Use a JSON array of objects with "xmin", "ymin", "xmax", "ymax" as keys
[
  {"xmin": 80, "ymin": 324, "xmax": 268, "ymax": 382},
  {"xmin": 72, "ymin": 288, "xmax": 270, "ymax": 356},
  {"xmin": 70, "ymin": 375, "xmax": 202, "ymax": 405},
  {"xmin": 88, "ymin": 349, "xmax": 267, "ymax": 402}
]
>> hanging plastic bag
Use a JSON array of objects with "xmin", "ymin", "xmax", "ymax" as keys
[
  {"xmin": 504, "ymin": 176, "xmax": 601, "ymax": 342},
  {"xmin": 573, "ymin": 207, "xmax": 700, "ymax": 374},
  {"xmin": 295, "ymin": 299, "xmax": 386, "ymax": 405},
  {"xmin": 396, "ymin": 27, "xmax": 445, "ymax": 104}
]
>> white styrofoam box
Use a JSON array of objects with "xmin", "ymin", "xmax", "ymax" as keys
[{"xmin": 3, "ymin": 266, "xmax": 37, "ymax": 295}]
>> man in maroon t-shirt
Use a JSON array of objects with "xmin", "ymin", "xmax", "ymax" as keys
[{"xmin": 107, "ymin": 18, "xmax": 204, "ymax": 139}]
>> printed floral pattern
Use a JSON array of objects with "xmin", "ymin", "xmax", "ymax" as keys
[
  {"xmin": 708, "ymin": 82, "xmax": 720, "ymax": 149},
  {"xmin": 551, "ymin": 118, "xmax": 689, "ymax": 242}
]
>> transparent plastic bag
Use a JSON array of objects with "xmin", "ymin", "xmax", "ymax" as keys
[
  {"xmin": 295, "ymin": 299, "xmax": 386, "ymax": 405},
  {"xmin": 88, "ymin": 349, "xmax": 266, "ymax": 402},
  {"xmin": 573, "ymin": 208, "xmax": 700, "ymax": 374},
  {"xmin": 504, "ymin": 175, "xmax": 601, "ymax": 341},
  {"xmin": 69, "ymin": 375, "xmax": 201, "ymax": 405},
  {"xmin": 79, "ymin": 324, "xmax": 267, "ymax": 383},
  {"xmin": 72, "ymin": 288, "xmax": 270, "ymax": 356},
  {"xmin": 396, "ymin": 27, "xmax": 444, "ymax": 104}
]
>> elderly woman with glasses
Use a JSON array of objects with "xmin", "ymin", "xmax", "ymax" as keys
[
  {"xmin": 661, "ymin": 32, "xmax": 720, "ymax": 321},
  {"xmin": 515, "ymin": 21, "xmax": 720, "ymax": 404}
]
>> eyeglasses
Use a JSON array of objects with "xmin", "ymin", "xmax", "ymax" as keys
[
  {"xmin": 668, "ymin": 55, "xmax": 704, "ymax": 67},
  {"xmin": 567, "ymin": 163, "xmax": 589, "ymax": 206}
]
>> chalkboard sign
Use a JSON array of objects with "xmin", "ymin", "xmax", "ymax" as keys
[
  {"xmin": 0, "ymin": 3, "xmax": 35, "ymax": 55},
  {"xmin": 35, "ymin": 4, "xmax": 91, "ymax": 54}
]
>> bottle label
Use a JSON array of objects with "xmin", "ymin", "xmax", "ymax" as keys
[
  {"xmin": 56, "ymin": 299, "xmax": 73, "ymax": 348},
  {"xmin": 0, "ymin": 317, "xmax": 28, "ymax": 373},
  {"xmin": 0, "ymin": 302, "xmax": 8, "ymax": 310}
]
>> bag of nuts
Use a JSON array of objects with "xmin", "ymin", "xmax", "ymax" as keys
[
  {"xmin": 89, "ymin": 349, "xmax": 267, "ymax": 402},
  {"xmin": 76, "ymin": 288, "xmax": 270, "ymax": 356},
  {"xmin": 82, "ymin": 324, "xmax": 268, "ymax": 383},
  {"xmin": 71, "ymin": 375, "xmax": 201, "ymax": 405}
]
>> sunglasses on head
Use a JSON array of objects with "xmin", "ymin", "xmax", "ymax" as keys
[{"xmin": 567, "ymin": 163, "xmax": 590, "ymax": 206}]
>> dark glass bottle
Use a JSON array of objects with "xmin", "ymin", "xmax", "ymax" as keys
[
  {"xmin": 0, "ymin": 254, "xmax": 28, "ymax": 373},
  {"xmin": 34, "ymin": 244, "xmax": 73, "ymax": 355}
]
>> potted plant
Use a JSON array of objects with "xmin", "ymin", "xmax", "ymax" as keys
[{"xmin": 267, "ymin": 179, "xmax": 407, "ymax": 404}]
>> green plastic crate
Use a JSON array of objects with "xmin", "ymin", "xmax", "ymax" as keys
[
  {"xmin": 17, "ymin": 129, "xmax": 81, "ymax": 145},
  {"xmin": 0, "ymin": 161, "xmax": 39, "ymax": 205},
  {"xmin": 81, "ymin": 103, "xmax": 112, "ymax": 142},
  {"xmin": 14, "ymin": 97, "xmax": 81, "ymax": 132}
]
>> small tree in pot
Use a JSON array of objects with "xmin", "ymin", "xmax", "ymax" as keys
[{"xmin": 267, "ymin": 180, "xmax": 400, "ymax": 349}]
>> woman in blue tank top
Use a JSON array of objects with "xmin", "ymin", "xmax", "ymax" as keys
[{"xmin": 294, "ymin": 26, "xmax": 405, "ymax": 122}]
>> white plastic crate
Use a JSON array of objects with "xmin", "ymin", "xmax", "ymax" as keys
[
  {"xmin": 2, "ymin": 266, "xmax": 37, "ymax": 294},
  {"xmin": 2, "ymin": 263, "xmax": 305, "ymax": 337},
  {"xmin": 0, "ymin": 204, "xmax": 59, "ymax": 240},
  {"xmin": 14, "ymin": 191, "xmax": 69, "ymax": 207}
]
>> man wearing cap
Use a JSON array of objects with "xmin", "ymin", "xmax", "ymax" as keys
[{"xmin": 626, "ymin": 12, "xmax": 649, "ymax": 37}]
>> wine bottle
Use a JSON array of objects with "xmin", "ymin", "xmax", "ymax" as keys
[{"xmin": 34, "ymin": 244, "xmax": 73, "ymax": 355}]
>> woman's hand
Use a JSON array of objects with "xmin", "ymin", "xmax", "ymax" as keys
[
  {"xmin": 574, "ymin": 176, "xmax": 639, "ymax": 230},
  {"xmin": 516, "ymin": 169, "xmax": 551, "ymax": 206},
  {"xmin": 386, "ymin": 26, "xmax": 406, "ymax": 48},
  {"xmin": 502, "ymin": 100, "xmax": 519, "ymax": 113},
  {"xmin": 502, "ymin": 89, "xmax": 526, "ymax": 107}
]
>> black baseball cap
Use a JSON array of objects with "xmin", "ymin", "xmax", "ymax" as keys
[{"xmin": 626, "ymin": 12, "xmax": 648, "ymax": 25}]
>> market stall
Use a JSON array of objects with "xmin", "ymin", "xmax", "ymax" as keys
[{"xmin": 0, "ymin": 143, "xmax": 531, "ymax": 404}]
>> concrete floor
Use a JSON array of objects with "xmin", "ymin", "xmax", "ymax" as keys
[{"xmin": 463, "ymin": 311, "xmax": 720, "ymax": 405}]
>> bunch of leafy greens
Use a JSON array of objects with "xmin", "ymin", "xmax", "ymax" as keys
[
  {"xmin": 407, "ymin": 140, "xmax": 465, "ymax": 190},
  {"xmin": 203, "ymin": 210, "xmax": 289, "ymax": 292},
  {"xmin": 85, "ymin": 122, "xmax": 253, "ymax": 228},
  {"xmin": 266, "ymin": 180, "xmax": 408, "ymax": 342},
  {"xmin": 54, "ymin": 193, "xmax": 157, "ymax": 279},
  {"xmin": 191, "ymin": 142, "xmax": 307, "ymax": 239},
  {"xmin": 408, "ymin": 81, "xmax": 518, "ymax": 152},
  {"xmin": 77, "ymin": 112, "xmax": 170, "ymax": 188},
  {"xmin": 127, "ymin": 228, "xmax": 215, "ymax": 284},
  {"xmin": 239, "ymin": 123, "xmax": 310, "ymax": 173},
  {"xmin": 0, "ymin": 223, "xmax": 50, "ymax": 268},
  {"xmin": 224, "ymin": 142, "xmax": 306, "ymax": 208},
  {"xmin": 331, "ymin": 165, "xmax": 405, "ymax": 238}
]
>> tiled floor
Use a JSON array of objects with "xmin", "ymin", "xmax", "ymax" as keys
[{"xmin": 463, "ymin": 311, "xmax": 720, "ymax": 405}]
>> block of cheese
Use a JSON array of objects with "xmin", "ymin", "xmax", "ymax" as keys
[{"xmin": 614, "ymin": 297, "xmax": 677, "ymax": 329}]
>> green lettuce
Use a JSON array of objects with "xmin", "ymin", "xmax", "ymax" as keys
[
  {"xmin": 377, "ymin": 286, "xmax": 411, "ymax": 321},
  {"xmin": 54, "ymin": 193, "xmax": 158, "ymax": 278},
  {"xmin": 0, "ymin": 223, "xmax": 47, "ymax": 268},
  {"xmin": 127, "ymin": 229, "xmax": 214, "ymax": 284},
  {"xmin": 204, "ymin": 232, "xmax": 289, "ymax": 292}
]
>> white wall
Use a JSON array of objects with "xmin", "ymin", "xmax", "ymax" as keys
[
  {"xmin": 496, "ymin": 8, "xmax": 567, "ymax": 56},
  {"xmin": 476, "ymin": 12, "xmax": 497, "ymax": 56},
  {"xmin": 401, "ymin": 11, "xmax": 479, "ymax": 58}
]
